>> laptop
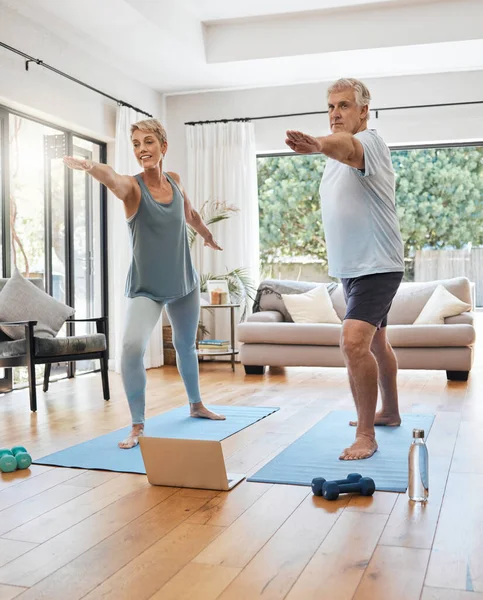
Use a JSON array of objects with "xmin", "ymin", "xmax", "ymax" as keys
[{"xmin": 139, "ymin": 436, "xmax": 245, "ymax": 491}]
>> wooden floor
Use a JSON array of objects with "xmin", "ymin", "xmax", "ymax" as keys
[{"xmin": 1, "ymin": 343, "xmax": 483, "ymax": 600}]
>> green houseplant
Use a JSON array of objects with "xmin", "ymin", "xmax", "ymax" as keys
[
  {"xmin": 163, "ymin": 200, "xmax": 256, "ymax": 364},
  {"xmin": 188, "ymin": 200, "xmax": 256, "ymax": 324}
]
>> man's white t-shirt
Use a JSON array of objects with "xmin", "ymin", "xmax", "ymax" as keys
[{"xmin": 319, "ymin": 128, "xmax": 404, "ymax": 279}]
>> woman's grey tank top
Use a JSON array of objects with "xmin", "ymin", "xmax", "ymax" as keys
[{"xmin": 125, "ymin": 173, "xmax": 198, "ymax": 301}]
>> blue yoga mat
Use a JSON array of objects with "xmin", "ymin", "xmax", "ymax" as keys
[
  {"xmin": 248, "ymin": 410, "xmax": 434, "ymax": 492},
  {"xmin": 34, "ymin": 405, "xmax": 279, "ymax": 474}
]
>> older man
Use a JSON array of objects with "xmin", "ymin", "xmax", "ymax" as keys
[{"xmin": 286, "ymin": 78, "xmax": 405, "ymax": 461}]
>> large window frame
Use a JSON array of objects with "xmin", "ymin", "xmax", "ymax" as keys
[
  {"xmin": 257, "ymin": 138, "xmax": 483, "ymax": 288},
  {"xmin": 258, "ymin": 139, "xmax": 483, "ymax": 160},
  {"xmin": 0, "ymin": 104, "xmax": 108, "ymax": 390}
]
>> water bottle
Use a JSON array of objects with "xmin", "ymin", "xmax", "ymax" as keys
[{"xmin": 408, "ymin": 428, "xmax": 429, "ymax": 502}]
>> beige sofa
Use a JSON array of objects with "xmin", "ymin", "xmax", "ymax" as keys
[{"xmin": 238, "ymin": 277, "xmax": 475, "ymax": 381}]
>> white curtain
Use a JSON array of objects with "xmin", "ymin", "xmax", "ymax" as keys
[
  {"xmin": 186, "ymin": 121, "xmax": 259, "ymax": 309},
  {"xmin": 108, "ymin": 105, "xmax": 163, "ymax": 373}
]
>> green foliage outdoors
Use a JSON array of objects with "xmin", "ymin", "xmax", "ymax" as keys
[{"xmin": 258, "ymin": 146, "xmax": 483, "ymax": 277}]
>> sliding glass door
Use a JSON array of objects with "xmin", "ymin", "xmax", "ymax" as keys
[
  {"xmin": 0, "ymin": 109, "xmax": 9, "ymax": 392},
  {"xmin": 0, "ymin": 107, "xmax": 107, "ymax": 388},
  {"xmin": 71, "ymin": 137, "xmax": 104, "ymax": 374}
]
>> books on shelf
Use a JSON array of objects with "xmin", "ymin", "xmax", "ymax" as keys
[
  {"xmin": 198, "ymin": 339, "xmax": 230, "ymax": 352},
  {"xmin": 198, "ymin": 346, "xmax": 230, "ymax": 351},
  {"xmin": 198, "ymin": 348, "xmax": 230, "ymax": 353}
]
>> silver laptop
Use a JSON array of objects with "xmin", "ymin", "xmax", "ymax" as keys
[{"xmin": 139, "ymin": 436, "xmax": 245, "ymax": 491}]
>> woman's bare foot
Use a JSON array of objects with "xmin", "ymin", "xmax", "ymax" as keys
[
  {"xmin": 339, "ymin": 435, "xmax": 378, "ymax": 460},
  {"xmin": 190, "ymin": 402, "xmax": 226, "ymax": 420},
  {"xmin": 118, "ymin": 424, "xmax": 144, "ymax": 449},
  {"xmin": 349, "ymin": 411, "xmax": 401, "ymax": 427}
]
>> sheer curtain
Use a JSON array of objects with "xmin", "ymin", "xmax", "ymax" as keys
[
  {"xmin": 186, "ymin": 121, "xmax": 259, "ymax": 312},
  {"xmin": 108, "ymin": 105, "xmax": 163, "ymax": 372}
]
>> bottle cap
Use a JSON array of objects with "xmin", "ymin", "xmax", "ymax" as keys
[{"xmin": 413, "ymin": 428, "xmax": 425, "ymax": 438}]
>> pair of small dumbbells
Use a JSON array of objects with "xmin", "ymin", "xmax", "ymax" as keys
[
  {"xmin": 0, "ymin": 447, "xmax": 32, "ymax": 473},
  {"xmin": 311, "ymin": 473, "xmax": 376, "ymax": 501}
]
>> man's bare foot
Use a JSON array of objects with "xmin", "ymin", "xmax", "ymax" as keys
[
  {"xmin": 339, "ymin": 436, "xmax": 378, "ymax": 460},
  {"xmin": 118, "ymin": 424, "xmax": 144, "ymax": 449},
  {"xmin": 349, "ymin": 411, "xmax": 401, "ymax": 427},
  {"xmin": 190, "ymin": 402, "xmax": 226, "ymax": 420}
]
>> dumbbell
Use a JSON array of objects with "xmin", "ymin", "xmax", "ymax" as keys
[
  {"xmin": 311, "ymin": 473, "xmax": 362, "ymax": 497},
  {"xmin": 0, "ymin": 449, "xmax": 17, "ymax": 473},
  {"xmin": 11, "ymin": 446, "xmax": 32, "ymax": 470},
  {"xmin": 322, "ymin": 476, "xmax": 376, "ymax": 501}
]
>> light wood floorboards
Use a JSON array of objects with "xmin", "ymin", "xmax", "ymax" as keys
[{"xmin": 1, "ymin": 341, "xmax": 482, "ymax": 599}]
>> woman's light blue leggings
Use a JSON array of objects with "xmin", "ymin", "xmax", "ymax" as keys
[{"xmin": 121, "ymin": 285, "xmax": 201, "ymax": 425}]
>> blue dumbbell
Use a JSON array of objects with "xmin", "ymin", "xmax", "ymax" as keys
[
  {"xmin": 322, "ymin": 476, "xmax": 376, "ymax": 501},
  {"xmin": 311, "ymin": 473, "xmax": 362, "ymax": 496},
  {"xmin": 11, "ymin": 446, "xmax": 32, "ymax": 470},
  {"xmin": 0, "ymin": 449, "xmax": 17, "ymax": 473}
]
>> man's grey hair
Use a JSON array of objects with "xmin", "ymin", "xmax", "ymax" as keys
[{"xmin": 327, "ymin": 78, "xmax": 371, "ymax": 120}]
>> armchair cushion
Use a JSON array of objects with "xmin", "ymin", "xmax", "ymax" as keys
[
  {"xmin": 0, "ymin": 334, "xmax": 107, "ymax": 359},
  {"xmin": 0, "ymin": 269, "xmax": 74, "ymax": 340}
]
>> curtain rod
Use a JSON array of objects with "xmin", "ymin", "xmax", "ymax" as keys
[
  {"xmin": 0, "ymin": 41, "xmax": 153, "ymax": 118},
  {"xmin": 185, "ymin": 99, "xmax": 483, "ymax": 125}
]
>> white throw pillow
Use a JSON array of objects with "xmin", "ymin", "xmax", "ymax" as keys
[
  {"xmin": 413, "ymin": 284, "xmax": 471, "ymax": 325},
  {"xmin": 282, "ymin": 285, "xmax": 341, "ymax": 324}
]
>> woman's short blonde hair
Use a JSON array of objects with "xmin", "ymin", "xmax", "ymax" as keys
[{"xmin": 130, "ymin": 118, "xmax": 167, "ymax": 146}]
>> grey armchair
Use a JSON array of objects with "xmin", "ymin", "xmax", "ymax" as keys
[{"xmin": 0, "ymin": 278, "xmax": 109, "ymax": 412}]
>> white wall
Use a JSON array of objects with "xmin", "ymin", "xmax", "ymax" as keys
[
  {"xmin": 166, "ymin": 71, "xmax": 483, "ymax": 183},
  {"xmin": 0, "ymin": 4, "xmax": 164, "ymax": 142}
]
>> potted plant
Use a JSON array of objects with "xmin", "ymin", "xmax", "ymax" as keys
[
  {"xmin": 163, "ymin": 200, "xmax": 256, "ymax": 364},
  {"xmin": 188, "ymin": 200, "xmax": 256, "ymax": 321}
]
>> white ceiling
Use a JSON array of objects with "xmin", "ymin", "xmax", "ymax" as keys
[
  {"xmin": 186, "ymin": 0, "xmax": 398, "ymax": 21},
  {"xmin": 2, "ymin": 0, "xmax": 483, "ymax": 95}
]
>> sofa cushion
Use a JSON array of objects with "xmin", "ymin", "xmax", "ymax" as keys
[
  {"xmin": 250, "ymin": 277, "xmax": 473, "ymax": 326},
  {"xmin": 387, "ymin": 277, "xmax": 472, "ymax": 325},
  {"xmin": 0, "ymin": 334, "xmax": 107, "ymax": 359},
  {"xmin": 0, "ymin": 270, "xmax": 74, "ymax": 340},
  {"xmin": 330, "ymin": 285, "xmax": 347, "ymax": 321},
  {"xmin": 444, "ymin": 313, "xmax": 473, "ymax": 325},
  {"xmin": 387, "ymin": 324, "xmax": 475, "ymax": 347},
  {"xmin": 333, "ymin": 277, "xmax": 474, "ymax": 325},
  {"xmin": 282, "ymin": 285, "xmax": 341, "ymax": 324},
  {"xmin": 414, "ymin": 284, "xmax": 471, "ymax": 325},
  {"xmin": 247, "ymin": 311, "xmax": 284, "ymax": 323},
  {"xmin": 237, "ymin": 322, "xmax": 474, "ymax": 348},
  {"xmin": 253, "ymin": 279, "xmax": 337, "ymax": 322},
  {"xmin": 239, "ymin": 323, "xmax": 342, "ymax": 346}
]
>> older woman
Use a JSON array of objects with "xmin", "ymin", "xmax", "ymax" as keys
[{"xmin": 64, "ymin": 118, "xmax": 225, "ymax": 449}]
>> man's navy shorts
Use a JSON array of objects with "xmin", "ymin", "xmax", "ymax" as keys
[{"xmin": 341, "ymin": 272, "xmax": 404, "ymax": 329}]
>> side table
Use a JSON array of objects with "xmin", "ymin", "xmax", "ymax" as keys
[{"xmin": 198, "ymin": 303, "xmax": 240, "ymax": 372}]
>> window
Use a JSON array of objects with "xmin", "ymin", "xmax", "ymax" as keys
[
  {"xmin": 258, "ymin": 153, "xmax": 327, "ymax": 279},
  {"xmin": 72, "ymin": 137, "xmax": 104, "ymax": 374},
  {"xmin": 0, "ymin": 111, "xmax": 6, "ymax": 391},
  {"xmin": 0, "ymin": 107, "xmax": 108, "ymax": 388},
  {"xmin": 257, "ymin": 144, "xmax": 483, "ymax": 302}
]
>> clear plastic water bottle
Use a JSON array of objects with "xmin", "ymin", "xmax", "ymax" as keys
[{"xmin": 408, "ymin": 428, "xmax": 429, "ymax": 502}]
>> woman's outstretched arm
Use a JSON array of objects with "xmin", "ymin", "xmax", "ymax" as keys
[{"xmin": 63, "ymin": 157, "xmax": 136, "ymax": 202}]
